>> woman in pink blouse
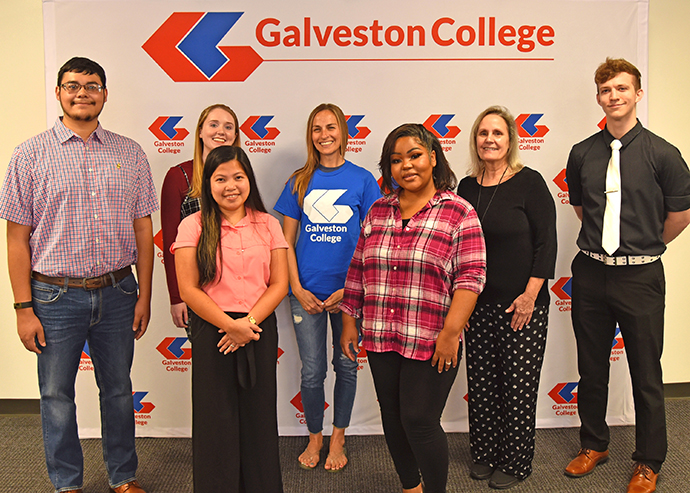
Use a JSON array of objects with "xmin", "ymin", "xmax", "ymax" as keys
[
  {"xmin": 173, "ymin": 146, "xmax": 288, "ymax": 492},
  {"xmin": 340, "ymin": 124, "xmax": 486, "ymax": 493}
]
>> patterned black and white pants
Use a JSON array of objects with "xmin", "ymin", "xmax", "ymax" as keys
[{"xmin": 465, "ymin": 303, "xmax": 549, "ymax": 479}]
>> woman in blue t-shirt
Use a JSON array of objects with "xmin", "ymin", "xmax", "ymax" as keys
[{"xmin": 274, "ymin": 103, "xmax": 381, "ymax": 472}]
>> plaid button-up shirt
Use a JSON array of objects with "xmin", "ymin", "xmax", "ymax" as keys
[
  {"xmin": 340, "ymin": 190, "xmax": 486, "ymax": 361},
  {"xmin": 0, "ymin": 118, "xmax": 159, "ymax": 277}
]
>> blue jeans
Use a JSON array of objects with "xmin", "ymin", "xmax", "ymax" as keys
[
  {"xmin": 32, "ymin": 274, "xmax": 139, "ymax": 492},
  {"xmin": 289, "ymin": 295, "xmax": 358, "ymax": 433}
]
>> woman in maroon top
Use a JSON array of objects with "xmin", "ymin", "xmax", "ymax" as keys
[{"xmin": 160, "ymin": 104, "xmax": 241, "ymax": 332}]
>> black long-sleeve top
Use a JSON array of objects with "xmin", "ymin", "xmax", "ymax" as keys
[{"xmin": 457, "ymin": 166, "xmax": 557, "ymax": 306}]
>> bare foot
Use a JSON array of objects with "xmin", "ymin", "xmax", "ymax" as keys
[
  {"xmin": 325, "ymin": 426, "xmax": 348, "ymax": 472},
  {"xmin": 298, "ymin": 432, "xmax": 323, "ymax": 469}
]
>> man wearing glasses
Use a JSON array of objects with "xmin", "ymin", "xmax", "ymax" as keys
[{"xmin": 0, "ymin": 57, "xmax": 157, "ymax": 493}]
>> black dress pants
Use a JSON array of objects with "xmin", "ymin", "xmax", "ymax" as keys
[
  {"xmin": 191, "ymin": 312, "xmax": 283, "ymax": 492},
  {"xmin": 571, "ymin": 252, "xmax": 666, "ymax": 473}
]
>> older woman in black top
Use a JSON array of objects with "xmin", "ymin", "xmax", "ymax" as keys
[{"xmin": 457, "ymin": 106, "xmax": 557, "ymax": 489}]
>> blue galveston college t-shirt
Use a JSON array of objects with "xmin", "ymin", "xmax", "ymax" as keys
[{"xmin": 274, "ymin": 160, "xmax": 382, "ymax": 300}]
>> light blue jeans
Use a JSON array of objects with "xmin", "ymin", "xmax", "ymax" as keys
[
  {"xmin": 32, "ymin": 274, "xmax": 139, "ymax": 492},
  {"xmin": 289, "ymin": 294, "xmax": 358, "ymax": 433}
]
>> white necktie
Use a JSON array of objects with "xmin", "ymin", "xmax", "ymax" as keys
[{"xmin": 602, "ymin": 139, "xmax": 622, "ymax": 255}]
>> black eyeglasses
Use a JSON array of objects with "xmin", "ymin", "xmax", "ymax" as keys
[{"xmin": 60, "ymin": 82, "xmax": 104, "ymax": 94}]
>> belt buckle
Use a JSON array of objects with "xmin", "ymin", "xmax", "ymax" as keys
[{"xmin": 82, "ymin": 276, "xmax": 101, "ymax": 290}]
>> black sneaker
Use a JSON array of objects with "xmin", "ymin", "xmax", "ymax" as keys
[
  {"xmin": 470, "ymin": 462, "xmax": 495, "ymax": 480},
  {"xmin": 488, "ymin": 469, "xmax": 520, "ymax": 489}
]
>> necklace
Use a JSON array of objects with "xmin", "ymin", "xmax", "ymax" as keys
[{"xmin": 476, "ymin": 165, "xmax": 509, "ymax": 222}]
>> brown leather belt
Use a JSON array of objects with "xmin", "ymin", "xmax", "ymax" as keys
[{"xmin": 31, "ymin": 266, "xmax": 132, "ymax": 290}]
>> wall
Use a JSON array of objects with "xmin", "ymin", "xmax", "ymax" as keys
[{"xmin": 0, "ymin": 0, "xmax": 688, "ymax": 402}]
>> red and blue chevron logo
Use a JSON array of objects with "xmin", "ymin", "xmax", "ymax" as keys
[
  {"xmin": 81, "ymin": 341, "xmax": 91, "ymax": 360},
  {"xmin": 142, "ymin": 12, "xmax": 263, "ymax": 82},
  {"xmin": 516, "ymin": 113, "xmax": 549, "ymax": 138},
  {"xmin": 149, "ymin": 117, "xmax": 189, "ymax": 141},
  {"xmin": 133, "ymin": 391, "xmax": 156, "ymax": 414},
  {"xmin": 598, "ymin": 117, "xmax": 607, "ymax": 130},
  {"xmin": 553, "ymin": 169, "xmax": 568, "ymax": 192},
  {"xmin": 423, "ymin": 114, "xmax": 461, "ymax": 139},
  {"xmin": 346, "ymin": 115, "xmax": 371, "ymax": 139},
  {"xmin": 240, "ymin": 116, "xmax": 280, "ymax": 140},
  {"xmin": 548, "ymin": 382, "xmax": 578, "ymax": 404},
  {"xmin": 551, "ymin": 277, "xmax": 572, "ymax": 300},
  {"xmin": 612, "ymin": 326, "xmax": 625, "ymax": 350},
  {"xmin": 156, "ymin": 337, "xmax": 192, "ymax": 360}
]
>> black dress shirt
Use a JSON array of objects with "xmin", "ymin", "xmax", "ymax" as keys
[{"xmin": 566, "ymin": 121, "xmax": 690, "ymax": 256}]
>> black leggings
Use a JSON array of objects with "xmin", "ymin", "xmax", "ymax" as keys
[{"xmin": 367, "ymin": 350, "xmax": 460, "ymax": 493}]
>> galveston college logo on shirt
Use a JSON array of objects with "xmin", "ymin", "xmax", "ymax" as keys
[{"xmin": 303, "ymin": 190, "xmax": 352, "ymax": 244}]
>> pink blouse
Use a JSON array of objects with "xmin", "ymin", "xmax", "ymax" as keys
[{"xmin": 173, "ymin": 209, "xmax": 288, "ymax": 312}]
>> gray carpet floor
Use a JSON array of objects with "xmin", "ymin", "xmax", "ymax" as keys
[{"xmin": 2, "ymin": 398, "xmax": 688, "ymax": 492}]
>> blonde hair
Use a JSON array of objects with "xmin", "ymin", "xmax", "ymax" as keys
[
  {"xmin": 468, "ymin": 105, "xmax": 523, "ymax": 178},
  {"xmin": 288, "ymin": 103, "xmax": 348, "ymax": 207},
  {"xmin": 189, "ymin": 104, "xmax": 241, "ymax": 198}
]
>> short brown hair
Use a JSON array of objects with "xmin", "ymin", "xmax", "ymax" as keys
[{"xmin": 595, "ymin": 57, "xmax": 642, "ymax": 92}]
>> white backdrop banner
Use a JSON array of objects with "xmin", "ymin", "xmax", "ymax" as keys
[{"xmin": 42, "ymin": 0, "xmax": 648, "ymax": 437}]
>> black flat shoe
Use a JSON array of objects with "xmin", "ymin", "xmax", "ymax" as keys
[
  {"xmin": 488, "ymin": 469, "xmax": 520, "ymax": 489},
  {"xmin": 470, "ymin": 462, "xmax": 495, "ymax": 480}
]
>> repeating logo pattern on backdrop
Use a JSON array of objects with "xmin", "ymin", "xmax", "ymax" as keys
[
  {"xmin": 553, "ymin": 169, "xmax": 569, "ymax": 204},
  {"xmin": 133, "ymin": 391, "xmax": 155, "ymax": 426},
  {"xmin": 345, "ymin": 115, "xmax": 370, "ymax": 154},
  {"xmin": 79, "ymin": 342, "xmax": 94, "ymax": 372},
  {"xmin": 610, "ymin": 326, "xmax": 625, "ymax": 363},
  {"xmin": 157, "ymin": 337, "xmax": 192, "ymax": 373},
  {"xmin": 149, "ymin": 116, "xmax": 188, "ymax": 155},
  {"xmin": 290, "ymin": 392, "xmax": 329, "ymax": 426},
  {"xmin": 548, "ymin": 382, "xmax": 578, "ymax": 417},
  {"xmin": 240, "ymin": 116, "xmax": 280, "ymax": 154},
  {"xmin": 553, "ymin": 117, "xmax": 607, "ymax": 205},
  {"xmin": 551, "ymin": 277, "xmax": 572, "ymax": 312},
  {"xmin": 423, "ymin": 114, "xmax": 460, "ymax": 152},
  {"xmin": 516, "ymin": 113, "xmax": 549, "ymax": 151}
]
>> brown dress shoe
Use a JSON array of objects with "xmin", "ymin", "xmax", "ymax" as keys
[
  {"xmin": 564, "ymin": 448, "xmax": 609, "ymax": 477},
  {"xmin": 111, "ymin": 480, "xmax": 146, "ymax": 493},
  {"xmin": 627, "ymin": 463, "xmax": 658, "ymax": 493}
]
